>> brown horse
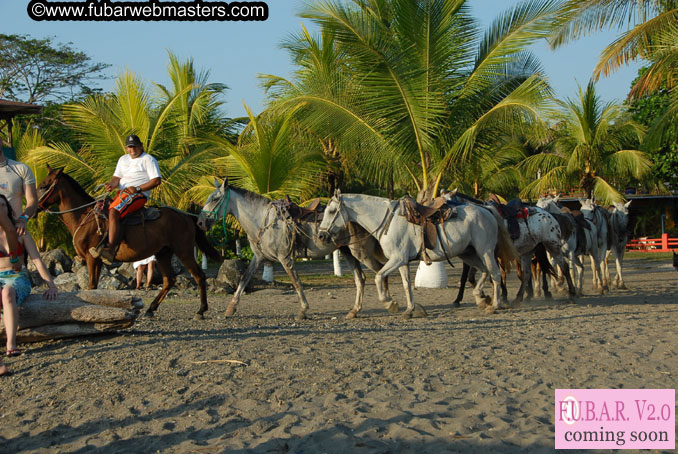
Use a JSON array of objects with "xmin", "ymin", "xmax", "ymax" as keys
[{"xmin": 37, "ymin": 166, "xmax": 221, "ymax": 318}]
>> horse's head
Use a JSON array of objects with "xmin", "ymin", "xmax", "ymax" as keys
[
  {"xmin": 318, "ymin": 189, "xmax": 347, "ymax": 242},
  {"xmin": 37, "ymin": 165, "xmax": 64, "ymax": 211},
  {"xmin": 612, "ymin": 200, "xmax": 631, "ymax": 215},
  {"xmin": 579, "ymin": 198, "xmax": 596, "ymax": 221},
  {"xmin": 197, "ymin": 177, "xmax": 230, "ymax": 231}
]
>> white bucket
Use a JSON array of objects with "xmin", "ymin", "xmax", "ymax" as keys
[
  {"xmin": 414, "ymin": 260, "xmax": 448, "ymax": 288},
  {"xmin": 262, "ymin": 263, "xmax": 274, "ymax": 283}
]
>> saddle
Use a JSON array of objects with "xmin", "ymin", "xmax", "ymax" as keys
[
  {"xmin": 400, "ymin": 195, "xmax": 456, "ymax": 264},
  {"xmin": 487, "ymin": 194, "xmax": 529, "ymax": 240},
  {"xmin": 95, "ymin": 199, "xmax": 162, "ymax": 227},
  {"xmin": 122, "ymin": 206, "xmax": 162, "ymax": 226},
  {"xmin": 560, "ymin": 207, "xmax": 591, "ymax": 254},
  {"xmin": 272, "ymin": 196, "xmax": 324, "ymax": 224}
]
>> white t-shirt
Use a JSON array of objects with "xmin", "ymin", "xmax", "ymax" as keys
[
  {"xmin": 113, "ymin": 152, "xmax": 162, "ymax": 197},
  {"xmin": 0, "ymin": 159, "xmax": 36, "ymax": 215}
]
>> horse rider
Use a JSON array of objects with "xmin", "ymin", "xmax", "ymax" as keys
[
  {"xmin": 0, "ymin": 147, "xmax": 38, "ymax": 236},
  {"xmin": 90, "ymin": 134, "xmax": 162, "ymax": 264}
]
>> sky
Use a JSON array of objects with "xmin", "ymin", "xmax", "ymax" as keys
[{"xmin": 2, "ymin": 0, "xmax": 644, "ymax": 118}]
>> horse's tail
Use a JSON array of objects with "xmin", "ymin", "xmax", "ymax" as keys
[
  {"xmin": 484, "ymin": 204, "xmax": 519, "ymax": 273},
  {"xmin": 193, "ymin": 218, "xmax": 222, "ymax": 262},
  {"xmin": 533, "ymin": 243, "xmax": 558, "ymax": 279}
]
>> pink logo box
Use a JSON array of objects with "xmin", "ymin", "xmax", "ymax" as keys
[{"xmin": 555, "ymin": 389, "xmax": 675, "ymax": 450}]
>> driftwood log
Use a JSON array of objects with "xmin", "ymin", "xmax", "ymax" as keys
[{"xmin": 0, "ymin": 290, "xmax": 142, "ymax": 343}]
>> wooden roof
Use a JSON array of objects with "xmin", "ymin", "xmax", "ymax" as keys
[{"xmin": 0, "ymin": 99, "xmax": 42, "ymax": 119}]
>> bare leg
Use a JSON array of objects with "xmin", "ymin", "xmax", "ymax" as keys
[
  {"xmin": 2, "ymin": 287, "xmax": 19, "ymax": 353},
  {"xmin": 135, "ymin": 265, "xmax": 145, "ymax": 290},
  {"xmin": 146, "ymin": 260, "xmax": 156, "ymax": 289}
]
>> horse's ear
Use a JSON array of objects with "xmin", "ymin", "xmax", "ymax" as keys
[
  {"xmin": 55, "ymin": 167, "xmax": 64, "ymax": 177},
  {"xmin": 46, "ymin": 164, "xmax": 53, "ymax": 172},
  {"xmin": 334, "ymin": 188, "xmax": 341, "ymax": 198},
  {"xmin": 553, "ymin": 195, "xmax": 559, "ymax": 202},
  {"xmin": 213, "ymin": 177, "xmax": 220, "ymax": 189},
  {"xmin": 625, "ymin": 200, "xmax": 632, "ymax": 208},
  {"xmin": 220, "ymin": 177, "xmax": 229, "ymax": 191}
]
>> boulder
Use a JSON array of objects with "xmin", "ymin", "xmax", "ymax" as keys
[
  {"xmin": 216, "ymin": 259, "xmax": 249, "ymax": 291},
  {"xmin": 53, "ymin": 272, "xmax": 80, "ymax": 292},
  {"xmin": 41, "ymin": 248, "xmax": 73, "ymax": 275}
]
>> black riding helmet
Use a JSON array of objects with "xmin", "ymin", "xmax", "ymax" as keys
[{"xmin": 126, "ymin": 134, "xmax": 143, "ymax": 147}]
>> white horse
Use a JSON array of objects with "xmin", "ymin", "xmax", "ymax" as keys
[
  {"xmin": 580, "ymin": 199, "xmax": 610, "ymax": 293},
  {"xmin": 318, "ymin": 191, "xmax": 518, "ymax": 316},
  {"xmin": 606, "ymin": 201, "xmax": 631, "ymax": 289},
  {"xmin": 537, "ymin": 196, "xmax": 603, "ymax": 295},
  {"xmin": 197, "ymin": 179, "xmax": 388, "ymax": 320}
]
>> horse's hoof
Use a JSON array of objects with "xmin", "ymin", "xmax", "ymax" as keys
[
  {"xmin": 345, "ymin": 311, "xmax": 358, "ymax": 320},
  {"xmin": 401, "ymin": 311, "xmax": 413, "ymax": 320},
  {"xmin": 476, "ymin": 300, "xmax": 488, "ymax": 309},
  {"xmin": 544, "ymin": 292, "xmax": 552, "ymax": 300},
  {"xmin": 295, "ymin": 312, "xmax": 308, "ymax": 321},
  {"xmin": 485, "ymin": 306, "xmax": 497, "ymax": 315},
  {"xmin": 144, "ymin": 311, "xmax": 155, "ymax": 318},
  {"xmin": 511, "ymin": 299, "xmax": 522, "ymax": 308},
  {"xmin": 385, "ymin": 301, "xmax": 399, "ymax": 314},
  {"xmin": 452, "ymin": 301, "xmax": 461, "ymax": 308},
  {"xmin": 565, "ymin": 298, "xmax": 576, "ymax": 305},
  {"xmin": 194, "ymin": 313, "xmax": 205, "ymax": 320},
  {"xmin": 412, "ymin": 304, "xmax": 427, "ymax": 318},
  {"xmin": 225, "ymin": 306, "xmax": 236, "ymax": 317}
]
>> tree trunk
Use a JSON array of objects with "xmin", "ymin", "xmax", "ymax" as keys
[{"xmin": 0, "ymin": 291, "xmax": 140, "ymax": 343}]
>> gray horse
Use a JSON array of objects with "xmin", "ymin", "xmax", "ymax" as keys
[
  {"xmin": 580, "ymin": 199, "xmax": 610, "ymax": 293},
  {"xmin": 318, "ymin": 190, "xmax": 518, "ymax": 316},
  {"xmin": 197, "ymin": 179, "xmax": 389, "ymax": 320},
  {"xmin": 606, "ymin": 201, "xmax": 631, "ymax": 289}
]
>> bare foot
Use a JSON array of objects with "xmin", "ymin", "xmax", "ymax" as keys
[{"xmin": 0, "ymin": 363, "xmax": 9, "ymax": 376}]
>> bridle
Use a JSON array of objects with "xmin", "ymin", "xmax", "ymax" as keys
[
  {"xmin": 38, "ymin": 174, "xmax": 61, "ymax": 210},
  {"xmin": 199, "ymin": 187, "xmax": 231, "ymax": 244},
  {"xmin": 318, "ymin": 196, "xmax": 348, "ymax": 241}
]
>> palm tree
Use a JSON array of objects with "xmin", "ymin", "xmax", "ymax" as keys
[
  {"xmin": 552, "ymin": 0, "xmax": 678, "ymax": 147},
  {"xmin": 190, "ymin": 104, "xmax": 327, "ymax": 204},
  {"xmin": 25, "ymin": 52, "xmax": 231, "ymax": 209},
  {"xmin": 519, "ymin": 80, "xmax": 651, "ymax": 203},
  {"xmin": 264, "ymin": 0, "xmax": 560, "ymax": 202}
]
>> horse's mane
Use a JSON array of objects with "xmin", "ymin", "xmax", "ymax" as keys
[
  {"xmin": 61, "ymin": 172, "xmax": 94, "ymax": 202},
  {"xmin": 229, "ymin": 186, "xmax": 272, "ymax": 205}
]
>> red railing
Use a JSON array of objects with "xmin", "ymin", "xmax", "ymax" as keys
[{"xmin": 626, "ymin": 234, "xmax": 678, "ymax": 252}]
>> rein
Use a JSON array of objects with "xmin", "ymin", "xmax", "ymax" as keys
[
  {"xmin": 200, "ymin": 189, "xmax": 231, "ymax": 246},
  {"xmin": 322, "ymin": 197, "xmax": 397, "ymax": 248}
]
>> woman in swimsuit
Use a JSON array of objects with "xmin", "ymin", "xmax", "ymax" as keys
[{"xmin": 0, "ymin": 194, "xmax": 57, "ymax": 363}]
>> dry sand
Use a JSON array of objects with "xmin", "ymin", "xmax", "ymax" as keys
[{"xmin": 1, "ymin": 254, "xmax": 676, "ymax": 453}]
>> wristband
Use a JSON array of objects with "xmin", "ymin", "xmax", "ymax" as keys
[
  {"xmin": 9, "ymin": 256, "xmax": 19, "ymax": 264},
  {"xmin": 18, "ymin": 215, "xmax": 28, "ymax": 222}
]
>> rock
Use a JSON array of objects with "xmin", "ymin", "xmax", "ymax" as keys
[
  {"xmin": 98, "ymin": 272, "xmax": 127, "ymax": 290},
  {"xmin": 171, "ymin": 255, "xmax": 186, "ymax": 275},
  {"xmin": 114, "ymin": 262, "xmax": 136, "ymax": 281},
  {"xmin": 76, "ymin": 266, "xmax": 90, "ymax": 289},
  {"xmin": 41, "ymin": 249, "xmax": 73, "ymax": 275},
  {"xmin": 53, "ymin": 273, "xmax": 81, "ymax": 292},
  {"xmin": 174, "ymin": 274, "xmax": 195, "ymax": 290},
  {"xmin": 216, "ymin": 259, "xmax": 248, "ymax": 290},
  {"xmin": 28, "ymin": 270, "xmax": 46, "ymax": 289}
]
